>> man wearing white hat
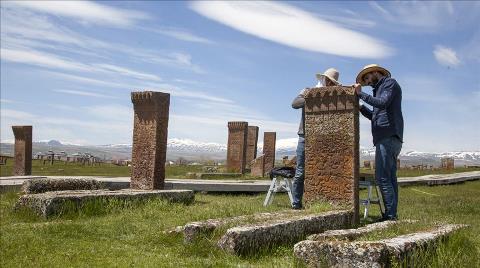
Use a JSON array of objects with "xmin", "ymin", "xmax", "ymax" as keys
[
  {"xmin": 291, "ymin": 68, "xmax": 340, "ymax": 210},
  {"xmin": 353, "ymin": 64, "xmax": 404, "ymax": 221}
]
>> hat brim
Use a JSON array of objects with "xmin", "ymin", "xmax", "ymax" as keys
[
  {"xmin": 356, "ymin": 66, "xmax": 391, "ymax": 86},
  {"xmin": 315, "ymin": 74, "xmax": 340, "ymax": 85}
]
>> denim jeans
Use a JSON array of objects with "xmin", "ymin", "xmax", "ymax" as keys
[
  {"xmin": 375, "ymin": 136, "xmax": 402, "ymax": 219},
  {"xmin": 292, "ymin": 135, "xmax": 305, "ymax": 208}
]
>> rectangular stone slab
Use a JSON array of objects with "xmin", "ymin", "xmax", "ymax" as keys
[
  {"xmin": 294, "ymin": 224, "xmax": 467, "ymax": 268},
  {"xmin": 227, "ymin": 121, "xmax": 248, "ymax": 174},
  {"xmin": 16, "ymin": 189, "xmax": 194, "ymax": 218},
  {"xmin": 307, "ymin": 220, "xmax": 398, "ymax": 241},
  {"xmin": 304, "ymin": 86, "xmax": 359, "ymax": 223},
  {"xmin": 12, "ymin": 126, "xmax": 32, "ymax": 176},
  {"xmin": 217, "ymin": 210, "xmax": 353, "ymax": 255}
]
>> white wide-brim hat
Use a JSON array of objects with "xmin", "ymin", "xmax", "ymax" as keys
[
  {"xmin": 356, "ymin": 64, "xmax": 391, "ymax": 86},
  {"xmin": 316, "ymin": 68, "xmax": 340, "ymax": 85}
]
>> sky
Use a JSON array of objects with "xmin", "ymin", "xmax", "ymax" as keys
[{"xmin": 1, "ymin": 1, "xmax": 479, "ymax": 152}]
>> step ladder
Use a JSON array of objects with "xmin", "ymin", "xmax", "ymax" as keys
[
  {"xmin": 359, "ymin": 179, "xmax": 384, "ymax": 219},
  {"xmin": 263, "ymin": 167, "xmax": 296, "ymax": 207}
]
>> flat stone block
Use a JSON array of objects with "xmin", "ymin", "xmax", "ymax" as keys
[
  {"xmin": 307, "ymin": 220, "xmax": 398, "ymax": 242},
  {"xmin": 180, "ymin": 210, "xmax": 303, "ymax": 242},
  {"xmin": 16, "ymin": 189, "xmax": 194, "ymax": 218},
  {"xmin": 22, "ymin": 178, "xmax": 105, "ymax": 194},
  {"xmin": 294, "ymin": 224, "xmax": 467, "ymax": 267},
  {"xmin": 218, "ymin": 210, "xmax": 353, "ymax": 255}
]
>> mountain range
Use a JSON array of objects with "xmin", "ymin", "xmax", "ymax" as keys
[{"xmin": 1, "ymin": 139, "xmax": 479, "ymax": 166}]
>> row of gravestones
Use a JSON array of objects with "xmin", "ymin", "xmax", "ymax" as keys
[
  {"xmin": 225, "ymin": 122, "xmax": 276, "ymax": 177},
  {"xmin": 11, "ymin": 87, "xmax": 360, "ymax": 222}
]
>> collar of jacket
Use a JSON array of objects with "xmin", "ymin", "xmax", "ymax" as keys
[{"xmin": 372, "ymin": 76, "xmax": 387, "ymax": 94}]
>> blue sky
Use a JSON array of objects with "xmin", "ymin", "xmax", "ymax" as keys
[{"xmin": 1, "ymin": 1, "xmax": 479, "ymax": 152}]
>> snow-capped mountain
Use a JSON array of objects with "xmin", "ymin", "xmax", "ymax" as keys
[{"xmin": 1, "ymin": 138, "xmax": 479, "ymax": 164}]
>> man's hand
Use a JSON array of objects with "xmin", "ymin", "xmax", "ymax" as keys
[{"xmin": 352, "ymin": 83, "xmax": 362, "ymax": 95}]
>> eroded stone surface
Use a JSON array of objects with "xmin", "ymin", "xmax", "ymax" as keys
[
  {"xmin": 218, "ymin": 210, "xmax": 353, "ymax": 255},
  {"xmin": 263, "ymin": 132, "xmax": 276, "ymax": 175},
  {"xmin": 227, "ymin": 122, "xmax": 248, "ymax": 174},
  {"xmin": 251, "ymin": 155, "xmax": 265, "ymax": 177},
  {"xmin": 180, "ymin": 210, "xmax": 303, "ymax": 242},
  {"xmin": 16, "ymin": 189, "xmax": 194, "ymax": 218},
  {"xmin": 294, "ymin": 224, "xmax": 467, "ymax": 268},
  {"xmin": 131, "ymin": 91, "xmax": 170, "ymax": 190},
  {"xmin": 12, "ymin": 126, "xmax": 32, "ymax": 176},
  {"xmin": 246, "ymin": 126, "xmax": 259, "ymax": 168},
  {"xmin": 308, "ymin": 220, "xmax": 398, "ymax": 242},
  {"xmin": 304, "ymin": 86, "xmax": 359, "ymax": 222},
  {"xmin": 22, "ymin": 178, "xmax": 105, "ymax": 194}
]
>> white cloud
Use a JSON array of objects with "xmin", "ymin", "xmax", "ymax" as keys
[
  {"xmin": 433, "ymin": 45, "xmax": 461, "ymax": 67},
  {"xmin": 1, "ymin": 48, "xmax": 92, "ymax": 71},
  {"xmin": 190, "ymin": 1, "xmax": 393, "ymax": 59},
  {"xmin": 147, "ymin": 27, "xmax": 214, "ymax": 44},
  {"xmin": 7, "ymin": 1, "xmax": 149, "ymax": 27},
  {"xmin": 93, "ymin": 64, "xmax": 162, "ymax": 81}
]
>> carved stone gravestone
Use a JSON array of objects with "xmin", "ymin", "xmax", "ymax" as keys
[
  {"xmin": 263, "ymin": 132, "xmax": 276, "ymax": 175},
  {"xmin": 304, "ymin": 86, "xmax": 359, "ymax": 222},
  {"xmin": 246, "ymin": 126, "xmax": 259, "ymax": 168},
  {"xmin": 12, "ymin": 126, "xmax": 32, "ymax": 176},
  {"xmin": 227, "ymin": 122, "xmax": 248, "ymax": 173},
  {"xmin": 130, "ymin": 91, "xmax": 170, "ymax": 190}
]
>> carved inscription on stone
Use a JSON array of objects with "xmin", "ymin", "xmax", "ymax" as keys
[
  {"xmin": 304, "ymin": 86, "xmax": 359, "ymax": 222},
  {"xmin": 227, "ymin": 122, "xmax": 248, "ymax": 173},
  {"xmin": 131, "ymin": 91, "xmax": 170, "ymax": 190},
  {"xmin": 12, "ymin": 126, "xmax": 32, "ymax": 176}
]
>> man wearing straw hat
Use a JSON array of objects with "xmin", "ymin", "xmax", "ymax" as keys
[
  {"xmin": 353, "ymin": 64, "xmax": 404, "ymax": 221},
  {"xmin": 290, "ymin": 68, "xmax": 341, "ymax": 210}
]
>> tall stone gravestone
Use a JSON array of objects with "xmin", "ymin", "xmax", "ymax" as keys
[
  {"xmin": 246, "ymin": 126, "xmax": 259, "ymax": 168},
  {"xmin": 130, "ymin": 91, "xmax": 170, "ymax": 190},
  {"xmin": 263, "ymin": 132, "xmax": 276, "ymax": 175},
  {"xmin": 12, "ymin": 126, "xmax": 32, "ymax": 176},
  {"xmin": 304, "ymin": 86, "xmax": 359, "ymax": 222},
  {"xmin": 227, "ymin": 121, "xmax": 248, "ymax": 174}
]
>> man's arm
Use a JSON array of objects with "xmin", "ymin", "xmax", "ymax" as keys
[
  {"xmin": 360, "ymin": 104, "xmax": 373, "ymax": 120},
  {"xmin": 292, "ymin": 88, "xmax": 307, "ymax": 109},
  {"xmin": 355, "ymin": 79, "xmax": 397, "ymax": 109}
]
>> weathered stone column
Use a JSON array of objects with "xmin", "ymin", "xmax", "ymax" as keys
[
  {"xmin": 12, "ymin": 126, "xmax": 32, "ymax": 176},
  {"xmin": 304, "ymin": 86, "xmax": 359, "ymax": 222},
  {"xmin": 227, "ymin": 121, "xmax": 248, "ymax": 173},
  {"xmin": 131, "ymin": 91, "xmax": 170, "ymax": 190},
  {"xmin": 263, "ymin": 132, "xmax": 276, "ymax": 175},
  {"xmin": 246, "ymin": 126, "xmax": 259, "ymax": 168}
]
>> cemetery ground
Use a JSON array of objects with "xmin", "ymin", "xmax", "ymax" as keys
[
  {"xmin": 0, "ymin": 180, "xmax": 479, "ymax": 267},
  {"xmin": 1, "ymin": 159, "xmax": 479, "ymax": 178}
]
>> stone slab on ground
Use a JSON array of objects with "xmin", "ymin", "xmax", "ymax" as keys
[
  {"xmin": 307, "ymin": 220, "xmax": 398, "ymax": 242},
  {"xmin": 22, "ymin": 178, "xmax": 105, "ymax": 194},
  {"xmin": 178, "ymin": 210, "xmax": 304, "ymax": 242},
  {"xmin": 15, "ymin": 189, "xmax": 194, "ymax": 218},
  {"xmin": 294, "ymin": 224, "xmax": 467, "ymax": 268},
  {"xmin": 217, "ymin": 210, "xmax": 353, "ymax": 255}
]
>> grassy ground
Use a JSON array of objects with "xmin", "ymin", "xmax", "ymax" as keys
[
  {"xmin": 1, "ymin": 181, "xmax": 479, "ymax": 267},
  {"xmin": 1, "ymin": 159, "xmax": 478, "ymax": 178}
]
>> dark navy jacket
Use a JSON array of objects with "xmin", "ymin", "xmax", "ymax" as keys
[{"xmin": 359, "ymin": 77, "xmax": 404, "ymax": 145}]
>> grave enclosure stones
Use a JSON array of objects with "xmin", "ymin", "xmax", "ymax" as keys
[
  {"xmin": 130, "ymin": 91, "xmax": 170, "ymax": 190},
  {"xmin": 226, "ymin": 121, "xmax": 248, "ymax": 174},
  {"xmin": 12, "ymin": 126, "xmax": 32, "ymax": 176},
  {"xmin": 304, "ymin": 86, "xmax": 359, "ymax": 222}
]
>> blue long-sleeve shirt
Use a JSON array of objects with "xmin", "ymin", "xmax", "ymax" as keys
[{"xmin": 359, "ymin": 77, "xmax": 404, "ymax": 145}]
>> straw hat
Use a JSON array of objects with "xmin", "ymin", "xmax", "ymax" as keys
[
  {"xmin": 316, "ymin": 68, "xmax": 340, "ymax": 85},
  {"xmin": 356, "ymin": 64, "xmax": 391, "ymax": 85}
]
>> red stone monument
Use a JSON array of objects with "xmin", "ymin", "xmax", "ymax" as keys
[
  {"xmin": 227, "ymin": 121, "xmax": 248, "ymax": 173},
  {"xmin": 246, "ymin": 126, "xmax": 259, "ymax": 168},
  {"xmin": 263, "ymin": 132, "xmax": 276, "ymax": 175},
  {"xmin": 130, "ymin": 91, "xmax": 170, "ymax": 190},
  {"xmin": 12, "ymin": 126, "xmax": 32, "ymax": 176},
  {"xmin": 304, "ymin": 86, "xmax": 359, "ymax": 222}
]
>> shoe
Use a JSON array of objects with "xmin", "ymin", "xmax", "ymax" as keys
[{"xmin": 292, "ymin": 205, "xmax": 303, "ymax": 210}]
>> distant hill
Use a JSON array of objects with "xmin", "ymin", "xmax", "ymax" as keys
[{"xmin": 1, "ymin": 138, "xmax": 479, "ymax": 166}]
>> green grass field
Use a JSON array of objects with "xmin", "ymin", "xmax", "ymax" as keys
[
  {"xmin": 1, "ymin": 159, "xmax": 479, "ymax": 178},
  {"xmin": 1, "ymin": 180, "xmax": 479, "ymax": 267}
]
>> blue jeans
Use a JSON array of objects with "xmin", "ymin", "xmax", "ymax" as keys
[
  {"xmin": 375, "ymin": 136, "xmax": 402, "ymax": 220},
  {"xmin": 292, "ymin": 135, "xmax": 305, "ymax": 208}
]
